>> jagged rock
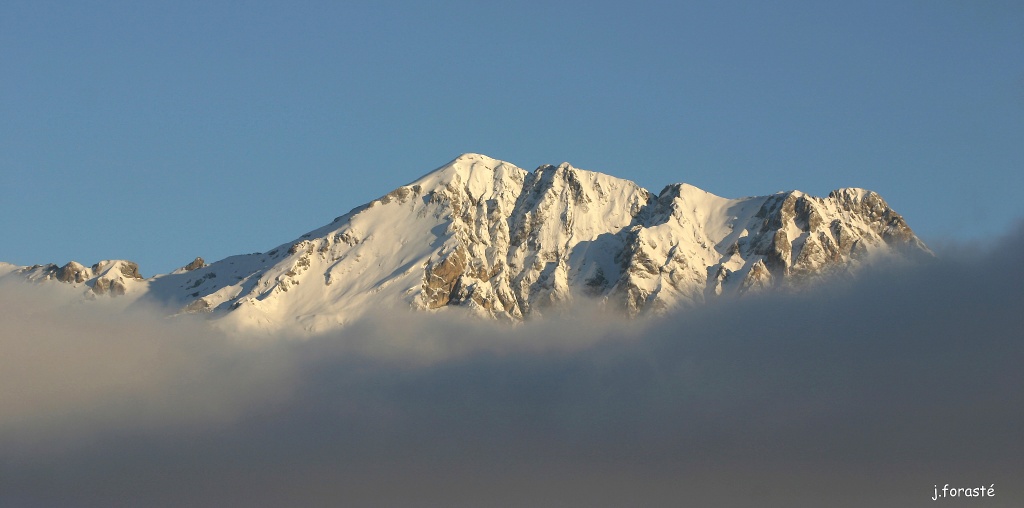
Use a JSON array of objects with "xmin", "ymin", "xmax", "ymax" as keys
[
  {"xmin": 183, "ymin": 257, "xmax": 206, "ymax": 271},
  {"xmin": 765, "ymin": 229, "xmax": 791, "ymax": 276},
  {"xmin": 790, "ymin": 232, "xmax": 841, "ymax": 279},
  {"xmin": 829, "ymin": 189, "xmax": 924, "ymax": 248},
  {"xmin": 92, "ymin": 277, "xmax": 128, "ymax": 296},
  {"xmin": 422, "ymin": 247, "xmax": 468, "ymax": 309},
  {"xmin": 741, "ymin": 260, "xmax": 773, "ymax": 294},
  {"xmin": 795, "ymin": 195, "xmax": 823, "ymax": 231},
  {"xmin": 57, "ymin": 261, "xmax": 91, "ymax": 283},
  {"xmin": 183, "ymin": 298, "xmax": 211, "ymax": 313},
  {"xmin": 91, "ymin": 260, "xmax": 142, "ymax": 280},
  {"xmin": 708, "ymin": 265, "xmax": 730, "ymax": 297}
]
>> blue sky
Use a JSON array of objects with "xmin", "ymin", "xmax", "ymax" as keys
[{"xmin": 2, "ymin": 1, "xmax": 1022, "ymax": 275}]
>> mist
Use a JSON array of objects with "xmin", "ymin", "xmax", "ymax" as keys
[{"xmin": 2, "ymin": 224, "xmax": 1022, "ymax": 507}]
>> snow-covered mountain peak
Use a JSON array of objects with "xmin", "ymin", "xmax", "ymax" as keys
[
  {"xmin": 1, "ymin": 154, "xmax": 931, "ymax": 335},
  {"xmin": 415, "ymin": 152, "xmax": 522, "ymax": 184},
  {"xmin": 654, "ymin": 182, "xmax": 734, "ymax": 210},
  {"xmin": 399, "ymin": 153, "xmax": 528, "ymax": 207}
]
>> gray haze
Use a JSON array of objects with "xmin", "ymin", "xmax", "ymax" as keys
[{"xmin": 1, "ymin": 224, "xmax": 1022, "ymax": 507}]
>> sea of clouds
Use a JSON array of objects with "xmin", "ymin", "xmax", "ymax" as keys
[{"xmin": 2, "ymin": 223, "xmax": 1022, "ymax": 507}]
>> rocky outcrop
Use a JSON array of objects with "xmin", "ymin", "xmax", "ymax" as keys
[
  {"xmin": 92, "ymin": 276, "xmax": 128, "ymax": 296},
  {"xmin": 422, "ymin": 247, "xmax": 469, "ymax": 309},
  {"xmin": 829, "ymin": 188, "xmax": 924, "ymax": 247},
  {"xmin": 88, "ymin": 261, "xmax": 142, "ymax": 296},
  {"xmin": 11, "ymin": 259, "xmax": 144, "ymax": 298},
  {"xmin": 741, "ymin": 260, "xmax": 773, "ymax": 294},
  {"xmin": 109, "ymin": 261, "xmax": 142, "ymax": 280},
  {"xmin": 56, "ymin": 261, "xmax": 91, "ymax": 283},
  {"xmin": 183, "ymin": 257, "xmax": 206, "ymax": 271}
]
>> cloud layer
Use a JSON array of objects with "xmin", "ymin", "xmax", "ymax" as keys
[{"xmin": 2, "ymin": 224, "xmax": 1023, "ymax": 507}]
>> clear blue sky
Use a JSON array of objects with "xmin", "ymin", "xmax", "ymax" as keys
[{"xmin": 2, "ymin": 1, "xmax": 1022, "ymax": 275}]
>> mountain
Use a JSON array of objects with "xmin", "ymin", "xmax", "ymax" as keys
[{"xmin": 1, "ymin": 153, "xmax": 929, "ymax": 334}]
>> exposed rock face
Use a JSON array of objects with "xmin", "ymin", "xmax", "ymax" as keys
[
  {"xmin": 89, "ymin": 260, "xmax": 142, "ymax": 296},
  {"xmin": 92, "ymin": 277, "xmax": 128, "ymax": 296},
  {"xmin": 183, "ymin": 298, "xmax": 211, "ymax": 313},
  {"xmin": 741, "ymin": 259, "xmax": 773, "ymax": 294},
  {"xmin": 1, "ymin": 154, "xmax": 931, "ymax": 332},
  {"xmin": 183, "ymin": 257, "xmax": 206, "ymax": 271},
  {"xmin": 106, "ymin": 260, "xmax": 142, "ymax": 280},
  {"xmin": 57, "ymin": 261, "xmax": 91, "ymax": 283},
  {"xmin": 829, "ymin": 188, "xmax": 923, "ymax": 246},
  {"xmin": 14, "ymin": 259, "xmax": 145, "ymax": 298}
]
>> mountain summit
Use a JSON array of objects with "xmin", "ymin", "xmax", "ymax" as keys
[{"xmin": 3, "ymin": 154, "xmax": 929, "ymax": 334}]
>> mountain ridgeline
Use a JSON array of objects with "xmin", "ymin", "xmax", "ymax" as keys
[{"xmin": 2, "ymin": 154, "xmax": 929, "ymax": 334}]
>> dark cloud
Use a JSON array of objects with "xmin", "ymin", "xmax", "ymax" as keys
[{"xmin": 2, "ymin": 224, "xmax": 1023, "ymax": 507}]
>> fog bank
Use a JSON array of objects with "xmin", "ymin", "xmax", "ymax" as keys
[{"xmin": 2, "ymin": 224, "xmax": 1022, "ymax": 507}]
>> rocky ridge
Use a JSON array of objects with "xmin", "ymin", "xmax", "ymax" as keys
[{"xmin": 14, "ymin": 259, "xmax": 144, "ymax": 297}]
